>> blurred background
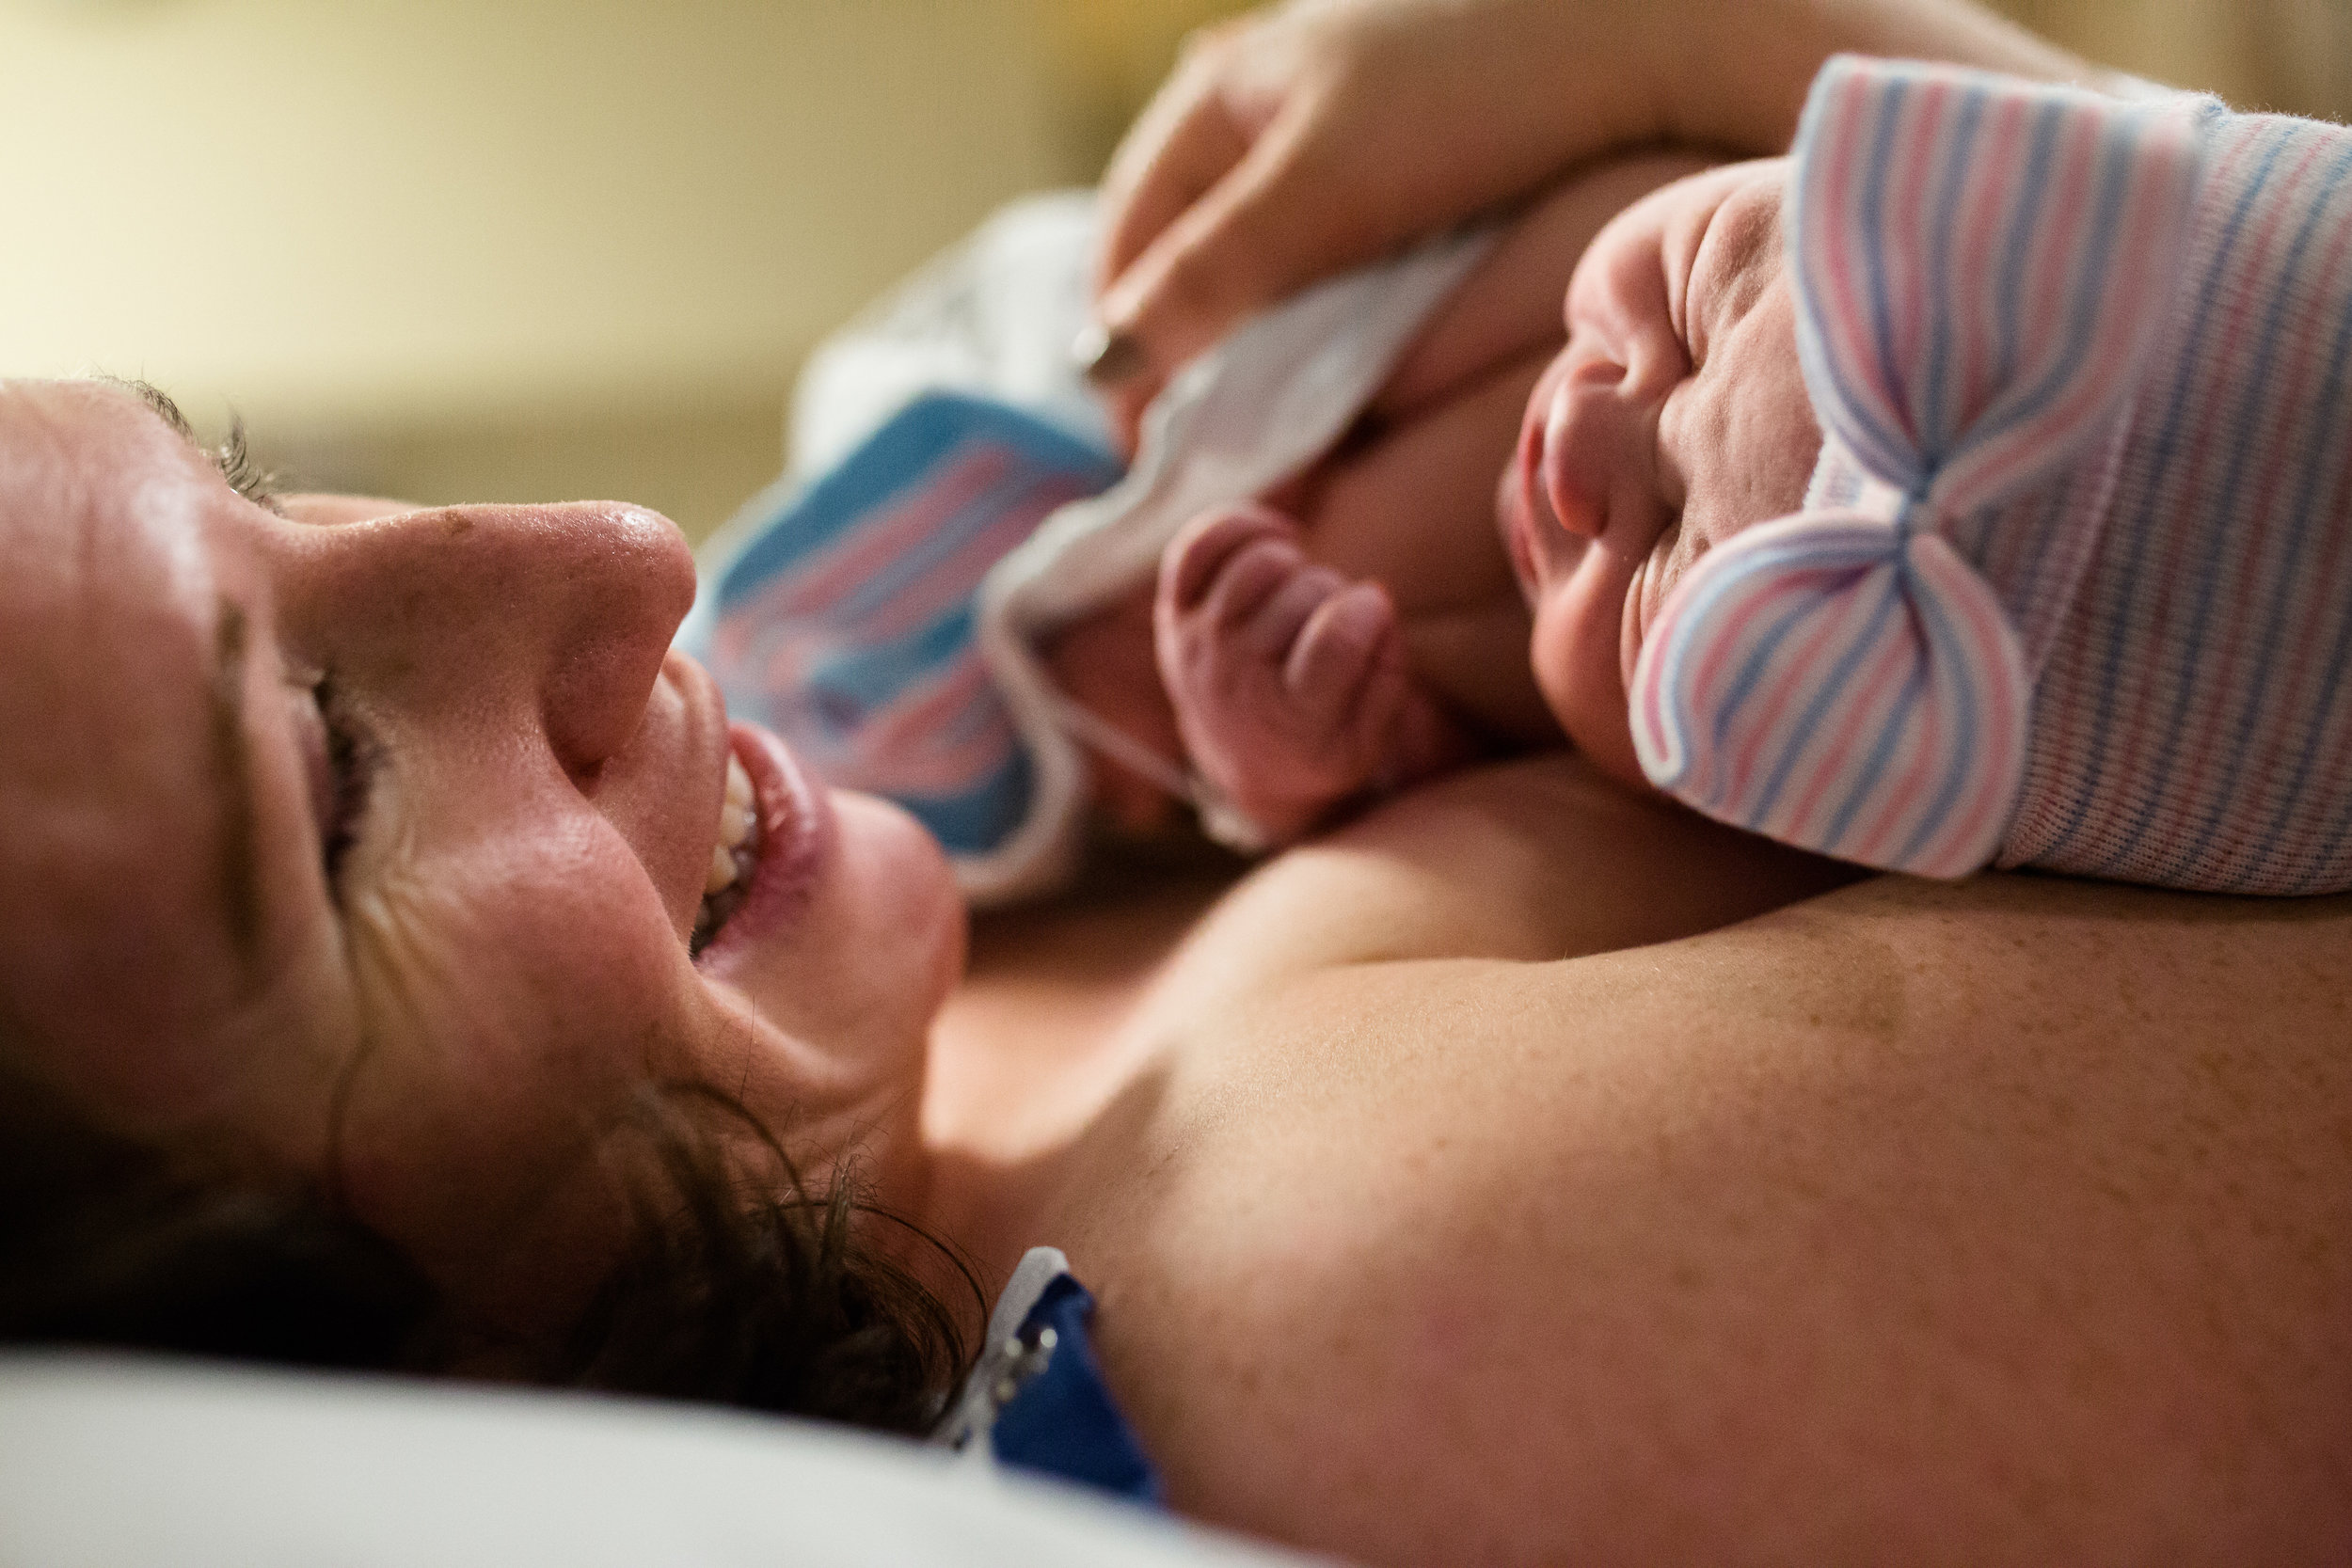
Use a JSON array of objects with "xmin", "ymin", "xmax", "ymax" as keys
[{"xmin": 5, "ymin": 0, "xmax": 2345, "ymax": 544}]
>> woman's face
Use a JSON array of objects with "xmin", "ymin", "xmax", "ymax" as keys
[
  {"xmin": 1500, "ymin": 159, "xmax": 1821, "ymax": 788},
  {"xmin": 0, "ymin": 380, "xmax": 963, "ymax": 1324}
]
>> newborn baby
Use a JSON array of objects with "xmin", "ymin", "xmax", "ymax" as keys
[
  {"xmin": 1157, "ymin": 153, "xmax": 1816, "ymax": 836},
  {"xmin": 1160, "ymin": 54, "xmax": 2352, "ymax": 895}
]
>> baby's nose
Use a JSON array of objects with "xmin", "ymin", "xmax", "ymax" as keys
[{"xmin": 1540, "ymin": 359, "xmax": 1648, "ymax": 541}]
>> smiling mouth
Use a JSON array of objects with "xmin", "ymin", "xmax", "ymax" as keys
[
  {"xmin": 691, "ymin": 749, "xmax": 761, "ymax": 958},
  {"xmin": 690, "ymin": 721, "xmax": 836, "ymax": 970}
]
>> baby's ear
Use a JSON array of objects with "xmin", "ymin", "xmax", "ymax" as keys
[{"xmin": 1788, "ymin": 55, "xmax": 2212, "ymax": 515}]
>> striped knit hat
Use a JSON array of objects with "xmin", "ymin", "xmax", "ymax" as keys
[{"xmin": 1629, "ymin": 55, "xmax": 2352, "ymax": 894}]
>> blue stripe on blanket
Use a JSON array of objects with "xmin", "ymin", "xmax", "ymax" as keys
[{"xmin": 697, "ymin": 392, "xmax": 1120, "ymax": 856}]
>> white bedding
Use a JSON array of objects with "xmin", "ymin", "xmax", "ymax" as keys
[{"xmin": 0, "ymin": 1353, "xmax": 1335, "ymax": 1568}]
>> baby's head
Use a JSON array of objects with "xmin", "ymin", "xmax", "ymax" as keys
[
  {"xmin": 1500, "ymin": 55, "xmax": 2265, "ymax": 887},
  {"xmin": 1500, "ymin": 158, "xmax": 1820, "ymax": 787}
]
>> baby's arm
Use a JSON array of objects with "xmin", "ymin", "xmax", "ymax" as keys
[{"xmin": 1156, "ymin": 504, "xmax": 1473, "ymax": 844}]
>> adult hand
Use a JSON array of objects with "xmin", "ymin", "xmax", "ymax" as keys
[
  {"xmin": 1086, "ymin": 0, "xmax": 2121, "ymax": 451},
  {"xmin": 1086, "ymin": 0, "xmax": 1688, "ymax": 450}
]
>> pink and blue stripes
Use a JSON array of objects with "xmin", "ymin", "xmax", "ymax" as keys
[
  {"xmin": 1632, "ymin": 514, "xmax": 2032, "ymax": 877},
  {"xmin": 1630, "ymin": 56, "xmax": 2209, "ymax": 879},
  {"xmin": 2002, "ymin": 106, "xmax": 2352, "ymax": 893},
  {"xmin": 689, "ymin": 392, "xmax": 1119, "ymax": 855},
  {"xmin": 1791, "ymin": 61, "xmax": 2207, "ymax": 515}
]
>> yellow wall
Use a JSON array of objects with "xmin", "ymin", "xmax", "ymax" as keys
[
  {"xmin": 2007, "ymin": 0, "xmax": 2352, "ymax": 117},
  {"xmin": 1, "ymin": 0, "xmax": 1089, "ymax": 534},
  {"xmin": 4, "ymin": 0, "xmax": 2338, "ymax": 540}
]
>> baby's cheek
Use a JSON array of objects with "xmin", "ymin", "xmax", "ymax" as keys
[
  {"xmin": 1527, "ymin": 583, "xmax": 1648, "ymax": 793},
  {"xmin": 1737, "ymin": 350, "xmax": 1822, "ymax": 518},
  {"xmin": 1612, "ymin": 526, "xmax": 1689, "ymax": 734},
  {"xmin": 1652, "ymin": 516, "xmax": 1717, "ymax": 608}
]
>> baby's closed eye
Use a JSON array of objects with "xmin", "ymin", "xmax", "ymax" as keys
[{"xmin": 1681, "ymin": 166, "xmax": 1790, "ymax": 367}]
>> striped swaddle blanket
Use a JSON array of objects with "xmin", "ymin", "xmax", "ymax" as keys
[
  {"xmin": 1631, "ymin": 55, "xmax": 2352, "ymax": 894},
  {"xmin": 693, "ymin": 394, "xmax": 1120, "ymax": 859},
  {"xmin": 687, "ymin": 200, "xmax": 1487, "ymax": 902}
]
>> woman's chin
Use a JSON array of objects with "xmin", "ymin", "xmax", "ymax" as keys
[
  {"xmin": 827, "ymin": 787, "xmax": 968, "ymax": 1009},
  {"xmin": 700, "ymin": 764, "xmax": 966, "ymax": 1072}
]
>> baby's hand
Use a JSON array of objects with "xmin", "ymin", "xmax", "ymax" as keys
[{"xmin": 1156, "ymin": 504, "xmax": 1467, "ymax": 843}]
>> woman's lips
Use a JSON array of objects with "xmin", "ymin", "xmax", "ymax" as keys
[{"xmin": 695, "ymin": 721, "xmax": 834, "ymax": 972}]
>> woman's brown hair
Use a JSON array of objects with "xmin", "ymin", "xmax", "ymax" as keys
[{"xmin": 0, "ymin": 1058, "xmax": 976, "ymax": 1435}]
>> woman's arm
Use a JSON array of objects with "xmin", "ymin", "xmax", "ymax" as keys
[
  {"xmin": 1090, "ymin": 0, "xmax": 2131, "ymax": 442},
  {"xmin": 1079, "ymin": 759, "xmax": 2352, "ymax": 1566}
]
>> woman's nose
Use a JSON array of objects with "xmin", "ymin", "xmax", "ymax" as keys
[{"xmin": 297, "ymin": 501, "xmax": 697, "ymax": 777}]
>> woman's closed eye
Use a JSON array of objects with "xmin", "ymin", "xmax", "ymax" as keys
[{"xmin": 296, "ymin": 673, "xmax": 378, "ymax": 898}]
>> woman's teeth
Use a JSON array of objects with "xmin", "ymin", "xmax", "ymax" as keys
[
  {"xmin": 692, "ymin": 752, "xmax": 760, "ymax": 956},
  {"xmin": 707, "ymin": 753, "xmax": 756, "ymax": 892}
]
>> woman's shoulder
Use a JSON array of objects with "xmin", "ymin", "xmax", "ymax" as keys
[
  {"xmin": 1050, "ymin": 784, "xmax": 2352, "ymax": 1562},
  {"xmin": 1114, "ymin": 755, "xmax": 1851, "ymax": 1033}
]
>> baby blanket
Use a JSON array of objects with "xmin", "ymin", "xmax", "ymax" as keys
[{"xmin": 685, "ymin": 193, "xmax": 1488, "ymax": 901}]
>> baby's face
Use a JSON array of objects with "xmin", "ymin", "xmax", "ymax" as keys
[{"xmin": 1500, "ymin": 159, "xmax": 1820, "ymax": 788}]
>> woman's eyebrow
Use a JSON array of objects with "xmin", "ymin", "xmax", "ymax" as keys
[
  {"xmin": 209, "ymin": 599, "xmax": 265, "ymax": 973},
  {"xmin": 117, "ymin": 379, "xmax": 283, "ymax": 514}
]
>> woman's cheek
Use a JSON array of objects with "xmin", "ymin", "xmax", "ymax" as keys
[
  {"xmin": 334, "ymin": 850, "xmax": 697, "ymax": 1270},
  {"xmin": 827, "ymin": 790, "xmax": 964, "ymax": 1022},
  {"xmin": 344, "ymin": 835, "xmax": 691, "ymax": 1127}
]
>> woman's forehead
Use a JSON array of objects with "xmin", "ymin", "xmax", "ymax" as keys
[
  {"xmin": 0, "ymin": 382, "xmax": 235, "ymax": 786},
  {"xmin": 0, "ymin": 379, "xmax": 234, "ymax": 597},
  {"xmin": 0, "ymin": 381, "xmax": 272, "ymax": 1118}
]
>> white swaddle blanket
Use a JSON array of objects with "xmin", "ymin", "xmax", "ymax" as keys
[{"xmin": 687, "ymin": 193, "xmax": 1490, "ymax": 902}]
